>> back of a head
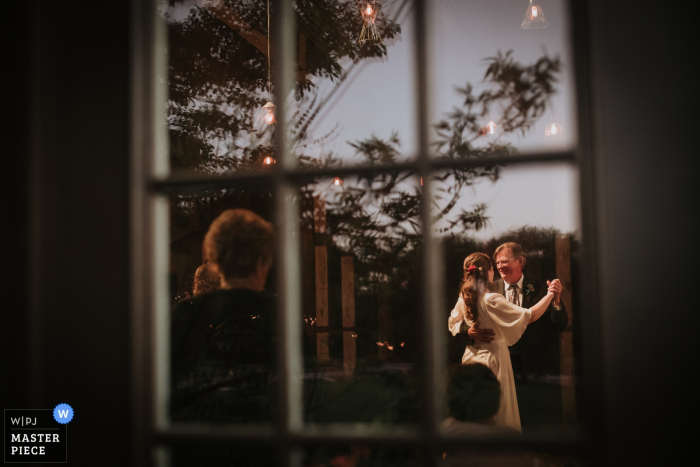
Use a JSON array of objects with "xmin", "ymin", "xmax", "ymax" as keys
[
  {"xmin": 460, "ymin": 252, "xmax": 493, "ymax": 321},
  {"xmin": 203, "ymin": 209, "xmax": 275, "ymax": 281},
  {"xmin": 447, "ymin": 363, "xmax": 501, "ymax": 423},
  {"xmin": 193, "ymin": 263, "xmax": 222, "ymax": 296}
]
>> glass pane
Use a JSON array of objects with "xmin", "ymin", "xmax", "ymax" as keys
[
  {"xmin": 298, "ymin": 173, "xmax": 422, "ymax": 425},
  {"xmin": 291, "ymin": 0, "xmax": 418, "ymax": 168},
  {"xmin": 164, "ymin": 0, "xmax": 417, "ymax": 176},
  {"xmin": 429, "ymin": 0, "xmax": 577, "ymax": 158},
  {"xmin": 167, "ymin": 182, "xmax": 278, "ymax": 426},
  {"xmin": 435, "ymin": 163, "xmax": 580, "ymax": 433}
]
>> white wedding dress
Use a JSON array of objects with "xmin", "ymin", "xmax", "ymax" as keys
[{"xmin": 448, "ymin": 293, "xmax": 531, "ymax": 432}]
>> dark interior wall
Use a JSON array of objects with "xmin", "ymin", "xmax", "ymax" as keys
[
  {"xmin": 587, "ymin": 0, "xmax": 698, "ymax": 464},
  {"xmin": 2, "ymin": 1, "xmax": 32, "ymax": 410},
  {"xmin": 6, "ymin": 1, "xmax": 132, "ymax": 465}
]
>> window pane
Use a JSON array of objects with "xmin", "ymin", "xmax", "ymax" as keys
[
  {"xmin": 290, "ymin": 0, "xmax": 418, "ymax": 168},
  {"xmin": 164, "ymin": 0, "xmax": 417, "ymax": 176},
  {"xmin": 297, "ymin": 173, "xmax": 422, "ymax": 425},
  {"xmin": 167, "ymin": 183, "xmax": 278, "ymax": 426},
  {"xmin": 435, "ymin": 163, "xmax": 580, "ymax": 433},
  {"xmin": 428, "ymin": 0, "xmax": 577, "ymax": 157}
]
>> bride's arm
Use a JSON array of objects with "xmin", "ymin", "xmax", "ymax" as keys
[{"xmin": 528, "ymin": 279, "xmax": 560, "ymax": 323}]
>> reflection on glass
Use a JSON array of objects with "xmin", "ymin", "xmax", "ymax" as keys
[
  {"xmin": 435, "ymin": 163, "xmax": 580, "ymax": 432},
  {"xmin": 164, "ymin": 0, "xmax": 412, "ymax": 174},
  {"xmin": 168, "ymin": 184, "xmax": 277, "ymax": 426},
  {"xmin": 299, "ymin": 174, "xmax": 422, "ymax": 425},
  {"xmin": 430, "ymin": 0, "xmax": 577, "ymax": 156}
]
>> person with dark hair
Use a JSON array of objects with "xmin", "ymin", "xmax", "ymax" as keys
[
  {"xmin": 170, "ymin": 209, "xmax": 276, "ymax": 426},
  {"xmin": 442, "ymin": 364, "xmax": 536, "ymax": 466},
  {"xmin": 444, "ymin": 363, "xmax": 503, "ymax": 428},
  {"xmin": 447, "ymin": 252, "xmax": 560, "ymax": 432}
]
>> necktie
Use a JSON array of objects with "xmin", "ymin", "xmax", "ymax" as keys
[{"xmin": 508, "ymin": 284, "xmax": 520, "ymax": 306}]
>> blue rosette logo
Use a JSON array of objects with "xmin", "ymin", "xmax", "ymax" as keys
[{"xmin": 53, "ymin": 403, "xmax": 74, "ymax": 424}]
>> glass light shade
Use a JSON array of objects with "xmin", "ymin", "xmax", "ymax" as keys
[
  {"xmin": 255, "ymin": 101, "xmax": 276, "ymax": 134},
  {"xmin": 479, "ymin": 120, "xmax": 499, "ymax": 137},
  {"xmin": 521, "ymin": 1, "xmax": 548, "ymax": 29},
  {"xmin": 359, "ymin": 2, "xmax": 381, "ymax": 44},
  {"xmin": 545, "ymin": 122, "xmax": 563, "ymax": 137}
]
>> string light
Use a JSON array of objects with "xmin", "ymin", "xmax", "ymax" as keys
[{"xmin": 334, "ymin": 177, "xmax": 342, "ymax": 186}]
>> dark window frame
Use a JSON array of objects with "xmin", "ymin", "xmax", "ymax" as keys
[{"xmin": 129, "ymin": 0, "xmax": 604, "ymax": 465}]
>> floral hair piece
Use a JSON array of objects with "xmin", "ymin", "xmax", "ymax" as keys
[{"xmin": 466, "ymin": 265, "xmax": 483, "ymax": 275}]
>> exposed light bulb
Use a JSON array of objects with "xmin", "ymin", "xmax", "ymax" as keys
[
  {"xmin": 532, "ymin": 6, "xmax": 538, "ymax": 17},
  {"xmin": 365, "ymin": 5, "xmax": 373, "ymax": 15},
  {"xmin": 551, "ymin": 124, "xmax": 557, "ymax": 135},
  {"xmin": 488, "ymin": 121, "xmax": 496, "ymax": 134},
  {"xmin": 264, "ymin": 156, "xmax": 272, "ymax": 165},
  {"xmin": 265, "ymin": 113, "xmax": 274, "ymax": 124},
  {"xmin": 334, "ymin": 177, "xmax": 341, "ymax": 186}
]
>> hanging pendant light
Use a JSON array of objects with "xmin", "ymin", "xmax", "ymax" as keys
[
  {"xmin": 359, "ymin": 1, "xmax": 381, "ymax": 44},
  {"xmin": 545, "ymin": 122, "xmax": 563, "ymax": 144},
  {"xmin": 478, "ymin": 119, "xmax": 499, "ymax": 137},
  {"xmin": 256, "ymin": 0, "xmax": 276, "ymax": 135},
  {"xmin": 521, "ymin": 0, "xmax": 548, "ymax": 30},
  {"xmin": 256, "ymin": 102, "xmax": 276, "ymax": 134}
]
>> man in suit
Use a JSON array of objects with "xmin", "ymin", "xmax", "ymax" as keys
[
  {"xmin": 452, "ymin": 242, "xmax": 568, "ymax": 427},
  {"xmin": 491, "ymin": 242, "xmax": 568, "ymax": 381}
]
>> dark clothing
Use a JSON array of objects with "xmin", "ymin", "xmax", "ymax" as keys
[
  {"xmin": 492, "ymin": 278, "xmax": 568, "ymax": 378},
  {"xmin": 170, "ymin": 288, "xmax": 276, "ymax": 425}
]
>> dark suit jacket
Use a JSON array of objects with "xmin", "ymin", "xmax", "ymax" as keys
[{"xmin": 493, "ymin": 276, "xmax": 568, "ymax": 377}]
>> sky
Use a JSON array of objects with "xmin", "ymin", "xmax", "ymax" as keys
[
  {"xmin": 169, "ymin": 0, "xmax": 581, "ymax": 240},
  {"xmin": 304, "ymin": 0, "xmax": 580, "ymax": 239}
]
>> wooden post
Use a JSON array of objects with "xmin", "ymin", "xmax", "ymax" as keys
[
  {"xmin": 315, "ymin": 246, "xmax": 329, "ymax": 327},
  {"xmin": 555, "ymin": 234, "xmax": 577, "ymax": 423},
  {"xmin": 341, "ymin": 257, "xmax": 356, "ymax": 374},
  {"xmin": 314, "ymin": 196, "xmax": 330, "ymax": 361}
]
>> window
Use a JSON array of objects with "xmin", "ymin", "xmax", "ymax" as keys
[{"xmin": 132, "ymin": 0, "xmax": 593, "ymax": 465}]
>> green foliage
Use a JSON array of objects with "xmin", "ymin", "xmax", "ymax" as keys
[
  {"xmin": 167, "ymin": 0, "xmax": 564, "ymax": 321},
  {"xmin": 166, "ymin": 0, "xmax": 401, "ymax": 172}
]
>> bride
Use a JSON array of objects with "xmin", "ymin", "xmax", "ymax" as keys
[{"xmin": 448, "ymin": 252, "xmax": 559, "ymax": 432}]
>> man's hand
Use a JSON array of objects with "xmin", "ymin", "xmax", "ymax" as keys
[
  {"xmin": 467, "ymin": 321, "xmax": 495, "ymax": 343},
  {"xmin": 547, "ymin": 279, "xmax": 562, "ymax": 306}
]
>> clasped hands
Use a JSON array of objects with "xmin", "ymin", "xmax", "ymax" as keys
[
  {"xmin": 466, "ymin": 278, "xmax": 563, "ymax": 343},
  {"xmin": 547, "ymin": 279, "xmax": 562, "ymax": 306}
]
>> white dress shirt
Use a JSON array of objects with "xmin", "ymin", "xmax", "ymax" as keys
[{"xmin": 504, "ymin": 274, "xmax": 525, "ymax": 306}]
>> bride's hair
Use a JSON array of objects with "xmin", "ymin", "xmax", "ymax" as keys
[{"xmin": 459, "ymin": 252, "xmax": 493, "ymax": 322}]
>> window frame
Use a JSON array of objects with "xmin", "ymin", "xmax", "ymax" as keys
[{"xmin": 129, "ymin": 0, "xmax": 603, "ymax": 465}]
